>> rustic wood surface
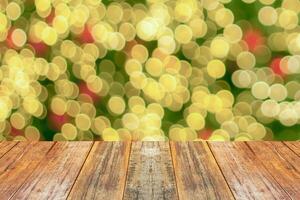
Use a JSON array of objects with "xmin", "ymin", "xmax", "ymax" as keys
[
  {"xmin": 124, "ymin": 142, "xmax": 178, "ymax": 200},
  {"xmin": 68, "ymin": 142, "xmax": 130, "ymax": 200},
  {"xmin": 0, "ymin": 141, "xmax": 298, "ymax": 200},
  {"xmin": 171, "ymin": 142, "xmax": 234, "ymax": 200},
  {"xmin": 209, "ymin": 142, "xmax": 295, "ymax": 200},
  {"xmin": 247, "ymin": 142, "xmax": 300, "ymax": 199},
  {"xmin": 0, "ymin": 142, "xmax": 18, "ymax": 157},
  {"xmin": 0, "ymin": 142, "xmax": 54, "ymax": 199},
  {"xmin": 11, "ymin": 142, "xmax": 93, "ymax": 200},
  {"xmin": 283, "ymin": 141, "xmax": 300, "ymax": 156}
]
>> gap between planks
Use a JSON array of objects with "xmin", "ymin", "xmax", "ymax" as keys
[
  {"xmin": 122, "ymin": 142, "xmax": 133, "ymax": 200},
  {"xmin": 282, "ymin": 141, "xmax": 300, "ymax": 156},
  {"xmin": 0, "ymin": 142, "xmax": 19, "ymax": 159},
  {"xmin": 66, "ymin": 141, "xmax": 95, "ymax": 199},
  {"xmin": 0, "ymin": 142, "xmax": 56, "ymax": 199},
  {"xmin": 68, "ymin": 142, "xmax": 131, "ymax": 200},
  {"xmin": 168, "ymin": 142, "xmax": 180, "ymax": 200},
  {"xmin": 170, "ymin": 142, "xmax": 234, "ymax": 199},
  {"xmin": 9, "ymin": 142, "xmax": 93, "ymax": 200},
  {"xmin": 246, "ymin": 142, "xmax": 299, "ymax": 199},
  {"xmin": 206, "ymin": 142, "xmax": 236, "ymax": 199},
  {"xmin": 209, "ymin": 142, "xmax": 300, "ymax": 199},
  {"xmin": 170, "ymin": 142, "xmax": 234, "ymax": 200}
]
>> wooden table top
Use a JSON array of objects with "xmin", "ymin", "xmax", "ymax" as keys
[{"xmin": 0, "ymin": 142, "xmax": 298, "ymax": 200}]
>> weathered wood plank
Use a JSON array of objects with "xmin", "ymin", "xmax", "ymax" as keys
[
  {"xmin": 171, "ymin": 142, "xmax": 234, "ymax": 200},
  {"xmin": 0, "ymin": 141, "xmax": 18, "ymax": 158},
  {"xmin": 11, "ymin": 142, "xmax": 93, "ymax": 200},
  {"xmin": 247, "ymin": 142, "xmax": 300, "ymax": 199},
  {"xmin": 68, "ymin": 142, "xmax": 130, "ymax": 200},
  {"xmin": 124, "ymin": 142, "xmax": 178, "ymax": 200},
  {"xmin": 209, "ymin": 142, "xmax": 292, "ymax": 200},
  {"xmin": 0, "ymin": 142, "xmax": 54, "ymax": 199},
  {"xmin": 283, "ymin": 141, "xmax": 300, "ymax": 156}
]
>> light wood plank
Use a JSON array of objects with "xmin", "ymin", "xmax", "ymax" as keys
[
  {"xmin": 171, "ymin": 142, "xmax": 234, "ymax": 200},
  {"xmin": 0, "ymin": 142, "xmax": 54, "ymax": 199},
  {"xmin": 283, "ymin": 141, "xmax": 300, "ymax": 156},
  {"xmin": 124, "ymin": 142, "xmax": 178, "ymax": 200},
  {"xmin": 0, "ymin": 141, "xmax": 18, "ymax": 158},
  {"xmin": 247, "ymin": 142, "xmax": 300, "ymax": 199},
  {"xmin": 11, "ymin": 142, "xmax": 93, "ymax": 200},
  {"xmin": 68, "ymin": 142, "xmax": 130, "ymax": 200},
  {"xmin": 209, "ymin": 142, "xmax": 291, "ymax": 200}
]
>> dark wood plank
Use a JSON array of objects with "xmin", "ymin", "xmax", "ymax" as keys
[
  {"xmin": 0, "ymin": 142, "xmax": 54, "ymax": 199},
  {"xmin": 171, "ymin": 142, "xmax": 234, "ymax": 200},
  {"xmin": 0, "ymin": 141, "xmax": 18, "ymax": 158},
  {"xmin": 247, "ymin": 142, "xmax": 300, "ymax": 199},
  {"xmin": 124, "ymin": 142, "xmax": 178, "ymax": 200},
  {"xmin": 209, "ymin": 142, "xmax": 292, "ymax": 200},
  {"xmin": 283, "ymin": 142, "xmax": 300, "ymax": 156},
  {"xmin": 11, "ymin": 142, "xmax": 93, "ymax": 200},
  {"xmin": 68, "ymin": 142, "xmax": 130, "ymax": 200}
]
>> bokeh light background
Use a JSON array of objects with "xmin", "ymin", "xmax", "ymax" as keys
[{"xmin": 0, "ymin": 0, "xmax": 300, "ymax": 141}]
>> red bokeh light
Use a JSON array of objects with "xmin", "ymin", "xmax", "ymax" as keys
[
  {"xmin": 78, "ymin": 82, "xmax": 101, "ymax": 103},
  {"xmin": 48, "ymin": 112, "xmax": 70, "ymax": 131},
  {"xmin": 29, "ymin": 41, "xmax": 49, "ymax": 57},
  {"xmin": 6, "ymin": 28, "xmax": 17, "ymax": 49},
  {"xmin": 78, "ymin": 25, "xmax": 94, "ymax": 44},
  {"xmin": 10, "ymin": 127, "xmax": 24, "ymax": 137},
  {"xmin": 45, "ymin": 9, "xmax": 55, "ymax": 25},
  {"xmin": 243, "ymin": 29, "xmax": 264, "ymax": 52},
  {"xmin": 270, "ymin": 57, "xmax": 285, "ymax": 77},
  {"xmin": 198, "ymin": 128, "xmax": 213, "ymax": 140}
]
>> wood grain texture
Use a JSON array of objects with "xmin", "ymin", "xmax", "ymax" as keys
[
  {"xmin": 124, "ymin": 142, "xmax": 178, "ymax": 200},
  {"xmin": 0, "ymin": 142, "xmax": 54, "ymax": 199},
  {"xmin": 283, "ymin": 141, "xmax": 300, "ymax": 156},
  {"xmin": 171, "ymin": 142, "xmax": 234, "ymax": 200},
  {"xmin": 0, "ymin": 141, "xmax": 18, "ymax": 158},
  {"xmin": 209, "ymin": 142, "xmax": 292, "ymax": 200},
  {"xmin": 68, "ymin": 142, "xmax": 130, "ymax": 200},
  {"xmin": 247, "ymin": 142, "xmax": 300, "ymax": 199},
  {"xmin": 0, "ymin": 141, "xmax": 297, "ymax": 200},
  {"xmin": 11, "ymin": 142, "xmax": 93, "ymax": 200}
]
